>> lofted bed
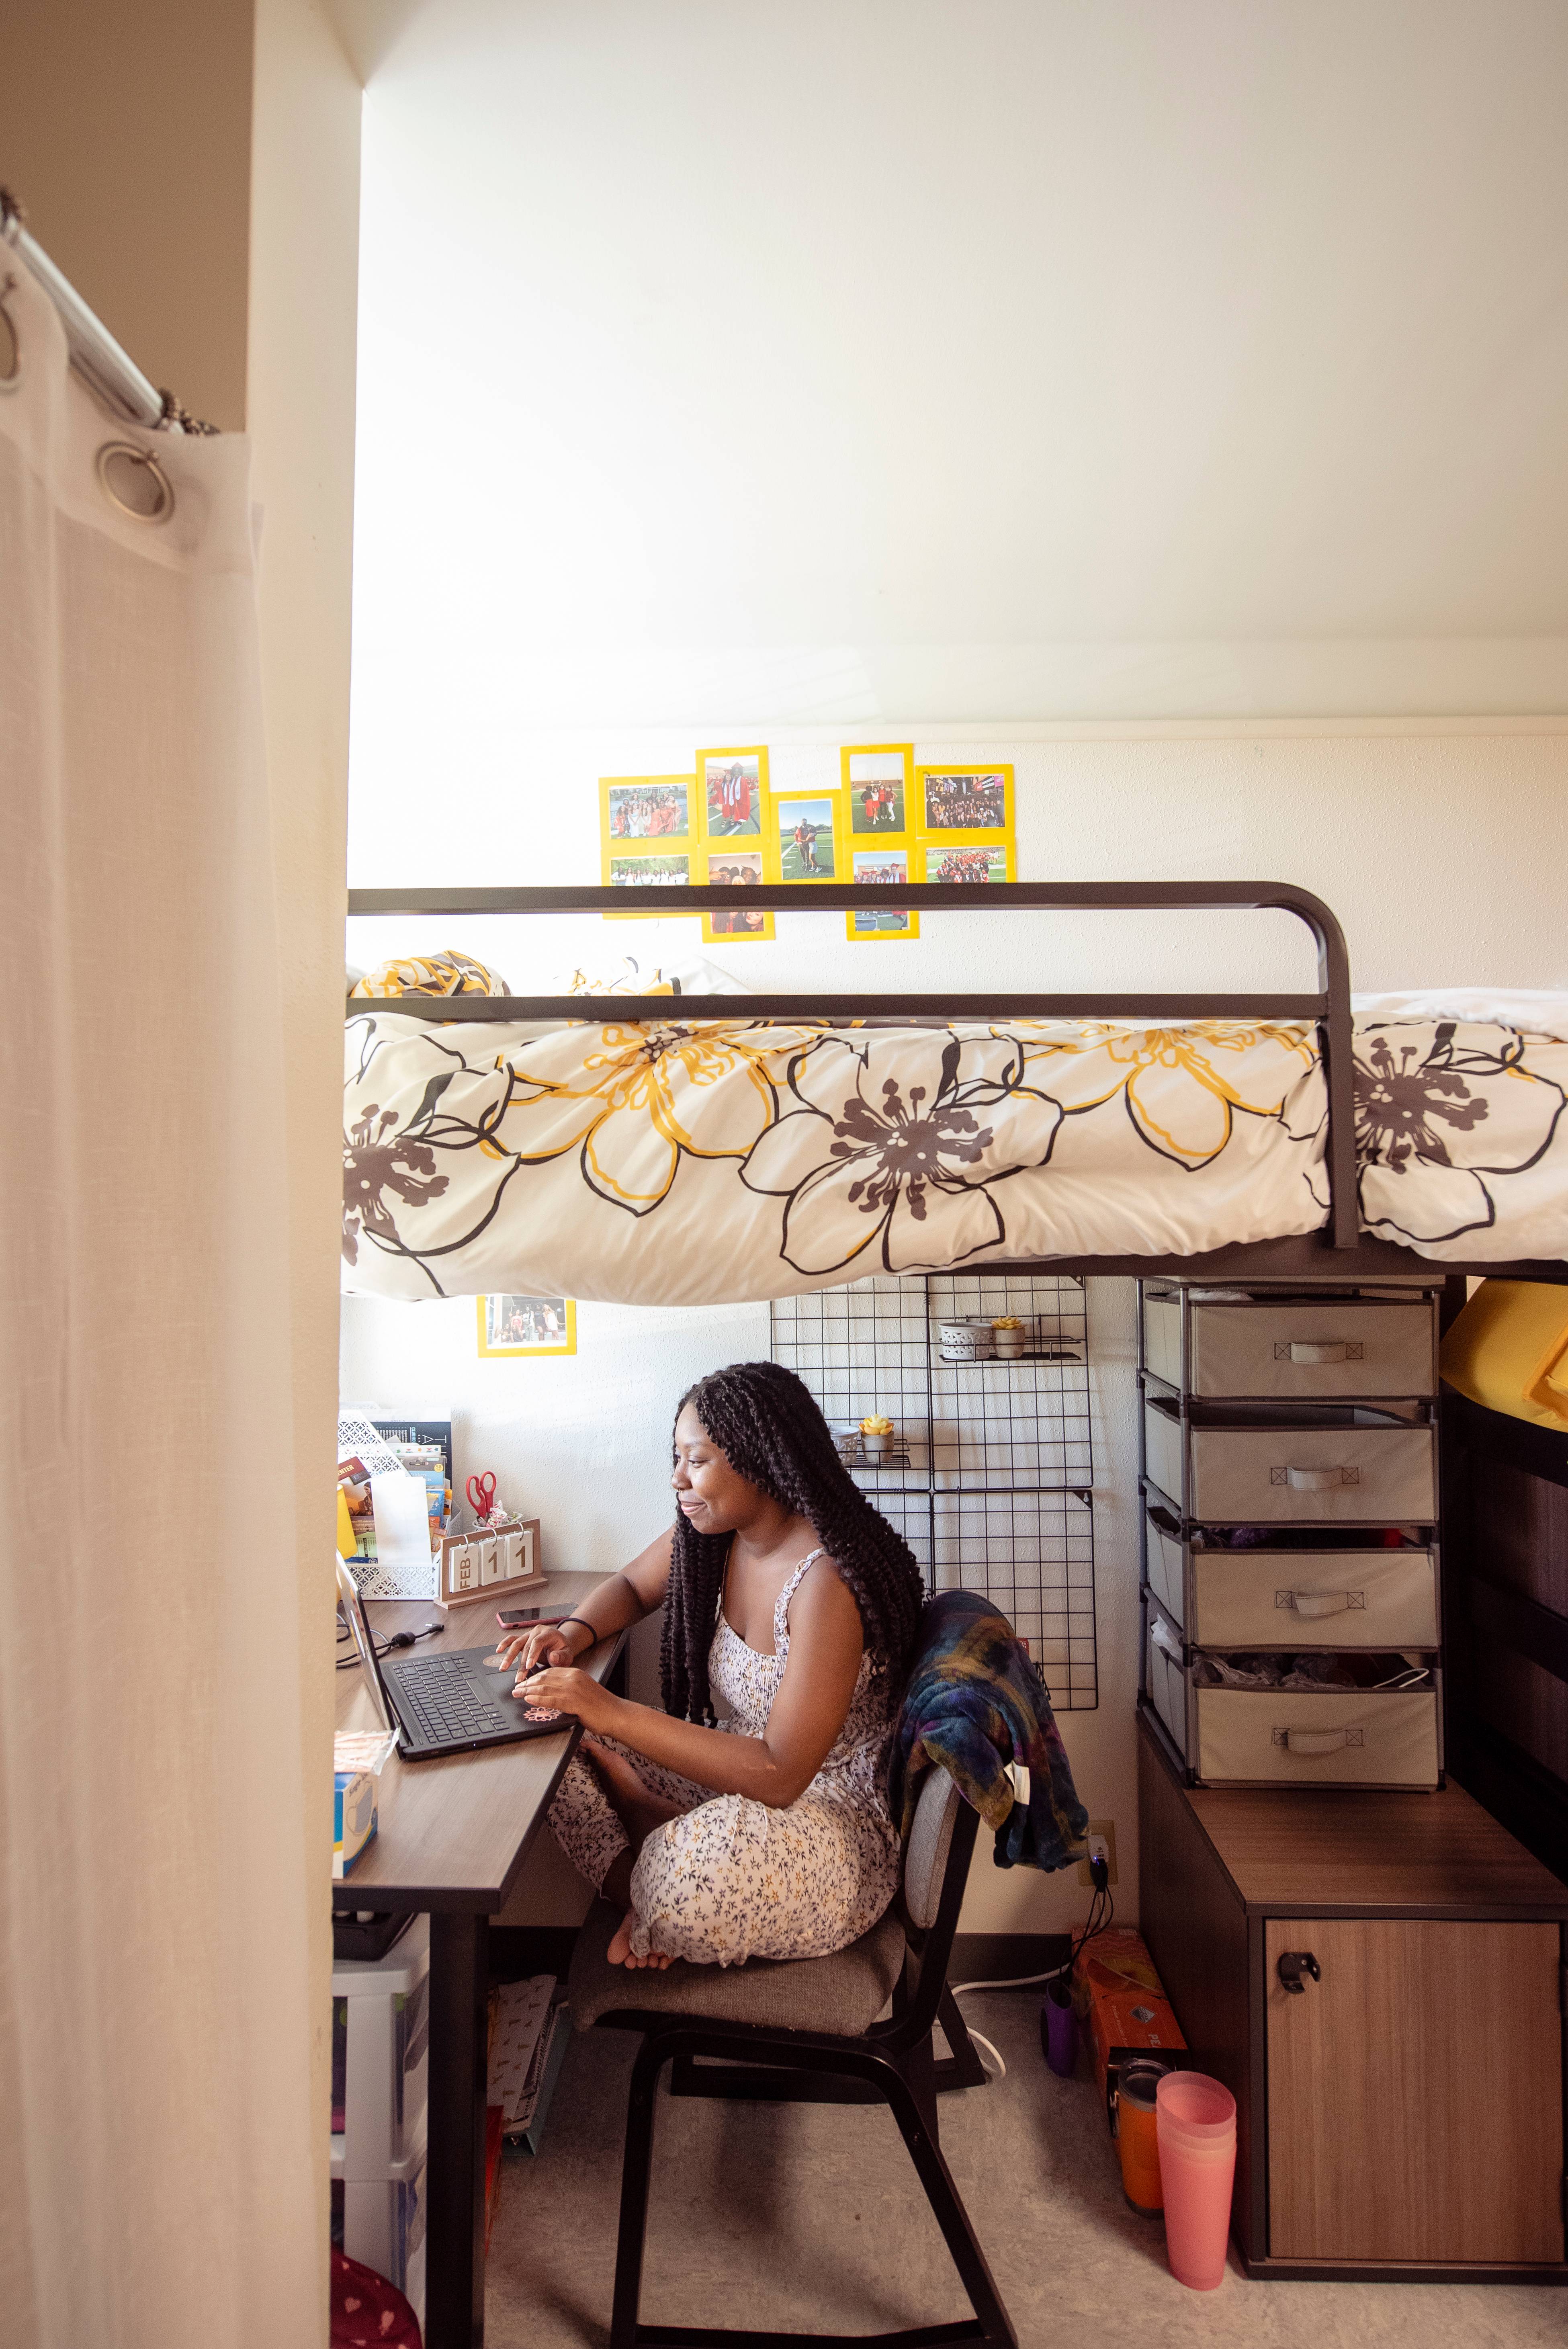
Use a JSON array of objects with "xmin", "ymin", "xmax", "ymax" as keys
[{"xmin": 342, "ymin": 880, "xmax": 1568, "ymax": 1299}]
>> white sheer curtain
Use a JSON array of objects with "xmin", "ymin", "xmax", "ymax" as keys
[{"xmin": 0, "ymin": 265, "xmax": 325, "ymax": 2341}]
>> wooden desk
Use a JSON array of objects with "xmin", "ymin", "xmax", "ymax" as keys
[{"xmin": 335, "ymin": 1574, "xmax": 627, "ymax": 2349}]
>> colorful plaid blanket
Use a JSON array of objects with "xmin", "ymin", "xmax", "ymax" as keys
[{"xmin": 888, "ymin": 1589, "xmax": 1088, "ymax": 1872}]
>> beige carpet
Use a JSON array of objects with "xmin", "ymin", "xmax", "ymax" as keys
[{"xmin": 484, "ymin": 1988, "xmax": 1566, "ymax": 2348}]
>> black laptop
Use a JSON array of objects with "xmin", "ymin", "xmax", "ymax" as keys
[{"xmin": 336, "ymin": 1553, "xmax": 567, "ymax": 1761}]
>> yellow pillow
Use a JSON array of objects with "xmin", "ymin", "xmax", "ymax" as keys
[{"xmin": 1439, "ymin": 1280, "xmax": 1568, "ymax": 1431}]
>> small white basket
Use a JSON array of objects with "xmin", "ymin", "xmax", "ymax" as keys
[{"xmin": 936, "ymin": 1318, "xmax": 995, "ymax": 1362}]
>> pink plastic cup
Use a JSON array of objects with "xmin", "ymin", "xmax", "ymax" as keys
[{"xmin": 1156, "ymin": 2072, "xmax": 1236, "ymax": 2290}]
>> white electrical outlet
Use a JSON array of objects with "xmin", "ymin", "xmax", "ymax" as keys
[{"xmin": 1076, "ymin": 1819, "xmax": 1118, "ymax": 1886}]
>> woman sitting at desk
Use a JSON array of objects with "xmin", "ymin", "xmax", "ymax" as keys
[{"xmin": 498, "ymin": 1360, "xmax": 923, "ymax": 1970}]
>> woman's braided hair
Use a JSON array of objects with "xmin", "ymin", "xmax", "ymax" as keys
[{"xmin": 660, "ymin": 1359, "xmax": 926, "ymax": 1724}]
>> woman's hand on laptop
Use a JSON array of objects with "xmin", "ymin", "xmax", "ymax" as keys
[
  {"xmin": 509, "ymin": 1664, "xmax": 611, "ymax": 1730},
  {"xmin": 496, "ymin": 1621, "xmax": 577, "ymax": 1677}
]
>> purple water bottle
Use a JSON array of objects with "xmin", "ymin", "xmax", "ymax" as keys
[{"xmin": 1042, "ymin": 1977, "xmax": 1077, "ymax": 2077}]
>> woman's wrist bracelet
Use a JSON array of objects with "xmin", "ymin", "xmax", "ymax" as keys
[{"xmin": 557, "ymin": 1615, "xmax": 597, "ymax": 1655}]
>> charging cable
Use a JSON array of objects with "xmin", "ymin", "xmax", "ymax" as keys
[
  {"xmin": 336, "ymin": 1622, "xmax": 444, "ymax": 1669},
  {"xmin": 946, "ymin": 1851, "xmax": 1114, "ymax": 2081}
]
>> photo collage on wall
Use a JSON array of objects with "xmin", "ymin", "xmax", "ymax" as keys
[{"xmin": 598, "ymin": 745, "xmax": 1015, "ymax": 943}]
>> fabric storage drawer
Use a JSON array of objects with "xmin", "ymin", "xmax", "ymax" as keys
[
  {"xmin": 1192, "ymin": 1548, "xmax": 1439, "ymax": 1650},
  {"xmin": 1144, "ymin": 1503, "xmax": 1185, "ymax": 1628},
  {"xmin": 1146, "ymin": 1611, "xmax": 1187, "ymax": 1756},
  {"xmin": 1146, "ymin": 1295, "xmax": 1435, "ymax": 1401},
  {"xmin": 1194, "ymin": 1687, "xmax": 1439, "ymax": 1787},
  {"xmin": 1144, "ymin": 1395, "xmax": 1437, "ymax": 1522}
]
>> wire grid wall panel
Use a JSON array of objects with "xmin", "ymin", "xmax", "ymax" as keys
[{"xmin": 770, "ymin": 1272, "xmax": 1097, "ymax": 1709}]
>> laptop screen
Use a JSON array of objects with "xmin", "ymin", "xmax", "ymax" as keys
[{"xmin": 336, "ymin": 1551, "xmax": 398, "ymax": 1740}]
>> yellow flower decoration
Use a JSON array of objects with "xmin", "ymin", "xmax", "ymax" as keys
[
  {"xmin": 1011, "ymin": 1020, "xmax": 1320, "ymax": 1167},
  {"xmin": 502, "ymin": 1020, "xmax": 819, "ymax": 1214}
]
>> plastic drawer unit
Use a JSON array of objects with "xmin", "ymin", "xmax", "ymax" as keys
[
  {"xmin": 1142, "ymin": 1289, "xmax": 1438, "ymax": 1401},
  {"xmin": 331, "ymin": 1916, "xmax": 430, "ymax": 2321}
]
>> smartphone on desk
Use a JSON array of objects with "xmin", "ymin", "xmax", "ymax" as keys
[{"xmin": 496, "ymin": 1606, "xmax": 540, "ymax": 1627}]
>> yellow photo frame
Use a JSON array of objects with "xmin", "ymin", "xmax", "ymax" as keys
[
  {"xmin": 698, "ymin": 745, "xmax": 770, "ymax": 840},
  {"xmin": 600, "ymin": 774, "xmax": 698, "ymax": 921},
  {"xmin": 917, "ymin": 838, "xmax": 1015, "ymax": 888},
  {"xmin": 772, "ymin": 789, "xmax": 845, "ymax": 884},
  {"xmin": 846, "ymin": 844, "xmax": 919, "ymax": 942},
  {"xmin": 697, "ymin": 842, "xmax": 775, "ymax": 942},
  {"xmin": 602, "ymin": 843, "xmax": 698, "ymax": 920},
  {"xmin": 915, "ymin": 762, "xmax": 1014, "ymax": 843},
  {"xmin": 477, "ymin": 1294, "xmax": 577, "ymax": 1357},
  {"xmin": 842, "ymin": 743, "xmax": 914, "ymax": 838}
]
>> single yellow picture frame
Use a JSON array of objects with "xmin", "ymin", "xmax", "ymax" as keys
[
  {"xmin": 602, "ymin": 843, "xmax": 698, "ymax": 920},
  {"xmin": 842, "ymin": 743, "xmax": 915, "ymax": 838},
  {"xmin": 772, "ymin": 789, "xmax": 845, "ymax": 884},
  {"xmin": 477, "ymin": 1294, "xmax": 577, "ymax": 1356},
  {"xmin": 698, "ymin": 745, "xmax": 770, "ymax": 840},
  {"xmin": 916, "ymin": 838, "xmax": 1015, "ymax": 888},
  {"xmin": 697, "ymin": 840, "xmax": 775, "ymax": 942},
  {"xmin": 915, "ymin": 761, "xmax": 1014, "ymax": 843},
  {"xmin": 600, "ymin": 774, "xmax": 698, "ymax": 921},
  {"xmin": 846, "ymin": 843, "xmax": 919, "ymax": 942}
]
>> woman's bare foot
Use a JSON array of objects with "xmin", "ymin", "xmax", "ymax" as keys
[
  {"xmin": 606, "ymin": 1907, "xmax": 674, "ymax": 1970},
  {"xmin": 582, "ymin": 1736, "xmax": 684, "ymax": 1851}
]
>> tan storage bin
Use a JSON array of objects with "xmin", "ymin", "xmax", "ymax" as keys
[
  {"xmin": 1188, "ymin": 1419, "xmax": 1436, "ymax": 1524},
  {"xmin": 1187, "ymin": 1301, "xmax": 1435, "ymax": 1400},
  {"xmin": 1142, "ymin": 1292, "xmax": 1183, "ymax": 1387},
  {"xmin": 1144, "ymin": 1503, "xmax": 1185, "ymax": 1627},
  {"xmin": 1142, "ymin": 1393, "xmax": 1185, "ymax": 1507},
  {"xmin": 1194, "ymin": 1686, "xmax": 1439, "ymax": 1787},
  {"xmin": 1192, "ymin": 1548, "xmax": 1439, "ymax": 1650},
  {"xmin": 1146, "ymin": 1612, "xmax": 1187, "ymax": 1755}
]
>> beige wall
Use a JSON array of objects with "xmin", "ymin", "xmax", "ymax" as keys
[{"xmin": 0, "ymin": 0, "xmax": 255, "ymax": 428}]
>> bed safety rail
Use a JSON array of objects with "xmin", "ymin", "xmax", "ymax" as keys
[{"xmin": 345, "ymin": 879, "xmax": 1357, "ymax": 1249}]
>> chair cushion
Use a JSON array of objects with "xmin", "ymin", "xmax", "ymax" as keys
[{"xmin": 567, "ymin": 1899, "xmax": 907, "ymax": 2035}]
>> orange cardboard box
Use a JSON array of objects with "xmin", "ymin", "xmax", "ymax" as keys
[{"xmin": 1073, "ymin": 1926, "xmax": 1185, "ymax": 2107}]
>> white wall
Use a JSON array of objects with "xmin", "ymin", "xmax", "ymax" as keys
[{"xmin": 348, "ymin": 0, "xmax": 1568, "ymax": 731}]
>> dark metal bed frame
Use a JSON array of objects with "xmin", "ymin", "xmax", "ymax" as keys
[{"xmin": 346, "ymin": 878, "xmax": 1565, "ymax": 1284}]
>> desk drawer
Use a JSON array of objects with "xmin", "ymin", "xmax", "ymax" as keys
[
  {"xmin": 1144, "ymin": 1395, "xmax": 1436, "ymax": 1523},
  {"xmin": 1195, "ymin": 1687, "xmax": 1439, "ymax": 1788},
  {"xmin": 1146, "ymin": 1295, "xmax": 1435, "ymax": 1400},
  {"xmin": 1192, "ymin": 1547, "xmax": 1438, "ymax": 1650}
]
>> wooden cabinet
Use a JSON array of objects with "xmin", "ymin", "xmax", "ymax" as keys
[{"xmin": 1139, "ymin": 1715, "xmax": 1568, "ymax": 2281}]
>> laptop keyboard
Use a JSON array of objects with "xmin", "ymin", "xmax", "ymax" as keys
[{"xmin": 395, "ymin": 1654, "xmax": 512, "ymax": 1746}]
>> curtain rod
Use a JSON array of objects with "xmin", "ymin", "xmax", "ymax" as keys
[{"xmin": 0, "ymin": 187, "xmax": 215, "ymax": 434}]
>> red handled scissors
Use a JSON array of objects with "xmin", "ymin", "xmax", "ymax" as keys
[{"xmin": 466, "ymin": 1470, "xmax": 497, "ymax": 1521}]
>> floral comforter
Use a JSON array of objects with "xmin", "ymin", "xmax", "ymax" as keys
[{"xmin": 342, "ymin": 1012, "xmax": 1568, "ymax": 1304}]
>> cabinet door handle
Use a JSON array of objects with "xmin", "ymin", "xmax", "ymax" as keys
[{"xmin": 1277, "ymin": 1950, "xmax": 1320, "ymax": 1995}]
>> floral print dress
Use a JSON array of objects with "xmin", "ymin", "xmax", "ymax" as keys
[{"xmin": 547, "ymin": 1550, "xmax": 903, "ymax": 1966}]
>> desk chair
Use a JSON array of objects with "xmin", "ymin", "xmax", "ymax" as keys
[{"xmin": 568, "ymin": 1766, "xmax": 1018, "ymax": 2349}]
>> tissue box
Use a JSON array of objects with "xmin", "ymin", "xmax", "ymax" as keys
[
  {"xmin": 335, "ymin": 1768, "xmax": 379, "ymax": 1878},
  {"xmin": 334, "ymin": 1730, "xmax": 397, "ymax": 1879}
]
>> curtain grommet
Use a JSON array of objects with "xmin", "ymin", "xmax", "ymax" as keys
[{"xmin": 96, "ymin": 440, "xmax": 175, "ymax": 523}]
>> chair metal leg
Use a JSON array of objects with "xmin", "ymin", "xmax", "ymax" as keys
[
  {"xmin": 610, "ymin": 2033, "xmax": 666, "ymax": 2349},
  {"xmin": 608, "ymin": 2023, "xmax": 1018, "ymax": 2349}
]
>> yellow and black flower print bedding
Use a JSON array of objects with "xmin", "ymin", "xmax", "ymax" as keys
[{"xmin": 343, "ymin": 1006, "xmax": 1568, "ymax": 1302}]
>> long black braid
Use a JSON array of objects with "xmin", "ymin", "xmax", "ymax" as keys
[{"xmin": 659, "ymin": 1360, "xmax": 926, "ymax": 1723}]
